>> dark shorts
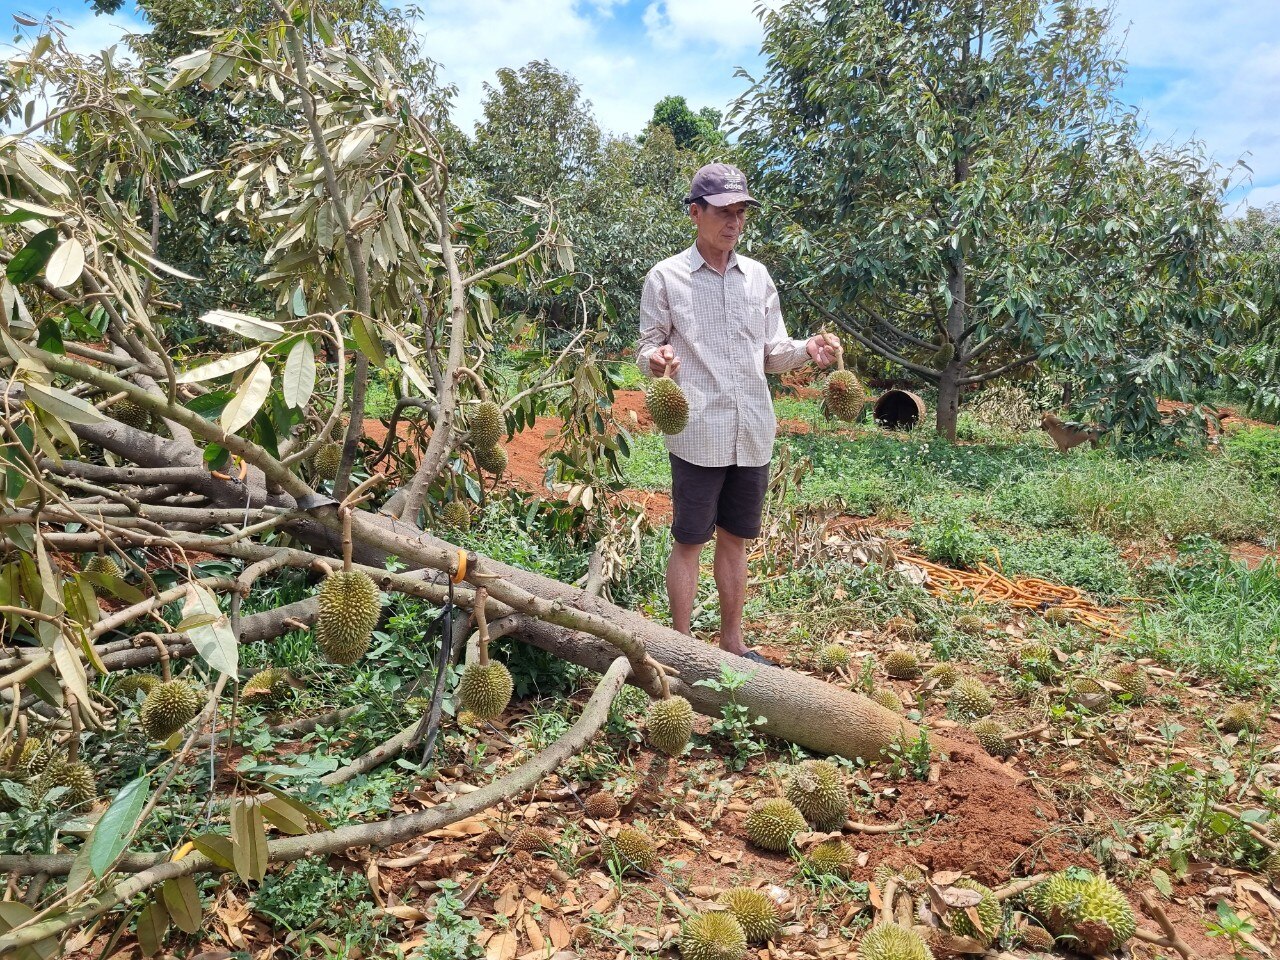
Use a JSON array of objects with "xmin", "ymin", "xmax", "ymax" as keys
[{"xmin": 669, "ymin": 454, "xmax": 770, "ymax": 545}]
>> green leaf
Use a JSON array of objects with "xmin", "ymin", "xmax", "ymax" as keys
[
  {"xmin": 6, "ymin": 228, "xmax": 59, "ymax": 283},
  {"xmin": 192, "ymin": 833, "xmax": 235, "ymax": 870},
  {"xmin": 1150, "ymin": 867, "xmax": 1173, "ymax": 897},
  {"xmin": 176, "ymin": 347, "xmax": 261, "ymax": 384},
  {"xmin": 23, "ymin": 382, "xmax": 107, "ymax": 425},
  {"xmin": 0, "ymin": 902, "xmax": 59, "ymax": 960},
  {"xmin": 282, "ymin": 337, "xmax": 315, "ymax": 409},
  {"xmin": 350, "ymin": 315, "xmax": 387, "ymax": 368},
  {"xmin": 135, "ymin": 899, "xmax": 168, "ymax": 956},
  {"xmin": 186, "ymin": 390, "xmax": 233, "ymax": 421},
  {"xmin": 161, "ymin": 876, "xmax": 202, "ymax": 934},
  {"xmin": 89, "ymin": 775, "xmax": 152, "ymax": 877},
  {"xmin": 219, "ymin": 361, "xmax": 272, "ymax": 435},
  {"xmin": 181, "ymin": 583, "xmax": 237, "ymax": 677},
  {"xmin": 199, "ymin": 309, "xmax": 284, "ymax": 342},
  {"xmin": 35, "ymin": 320, "xmax": 62, "ymax": 355},
  {"xmin": 230, "ymin": 798, "xmax": 269, "ymax": 883},
  {"xmin": 44, "ymin": 237, "xmax": 85, "ymax": 288}
]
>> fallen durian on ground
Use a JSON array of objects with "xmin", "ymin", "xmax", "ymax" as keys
[
  {"xmin": 678, "ymin": 911, "xmax": 747, "ymax": 960},
  {"xmin": 806, "ymin": 839, "xmax": 853, "ymax": 876},
  {"xmin": 510, "ymin": 827, "xmax": 553, "ymax": 851},
  {"xmin": 1016, "ymin": 642, "xmax": 1057, "ymax": 682},
  {"xmin": 745, "ymin": 797, "xmax": 807, "ymax": 852},
  {"xmin": 458, "ymin": 662, "xmax": 514, "ymax": 720},
  {"xmin": 817, "ymin": 643, "xmax": 850, "ymax": 671},
  {"xmin": 583, "ymin": 792, "xmax": 619, "ymax": 820},
  {"xmin": 943, "ymin": 877, "xmax": 1002, "ymax": 946},
  {"xmin": 315, "ymin": 570, "xmax": 383, "ymax": 664},
  {"xmin": 84, "ymin": 554, "xmax": 123, "ymax": 579},
  {"xmin": 140, "ymin": 681, "xmax": 201, "ymax": 740},
  {"xmin": 924, "ymin": 663, "xmax": 959, "ymax": 689},
  {"xmin": 1025, "ymin": 867, "xmax": 1135, "ymax": 954},
  {"xmin": 35, "ymin": 757, "xmax": 97, "ymax": 809},
  {"xmin": 969, "ymin": 718, "xmax": 1012, "ymax": 758},
  {"xmin": 1104, "ymin": 662, "xmax": 1149, "ymax": 703},
  {"xmin": 646, "ymin": 376, "xmax": 689, "ymax": 435},
  {"xmin": 870, "ymin": 687, "xmax": 903, "ymax": 712},
  {"xmin": 113, "ymin": 674, "xmax": 160, "ymax": 699},
  {"xmin": 604, "ymin": 826, "xmax": 658, "ymax": 874},
  {"xmin": 646, "ymin": 695, "xmax": 694, "ymax": 756},
  {"xmin": 1220, "ymin": 703, "xmax": 1261, "ymax": 734},
  {"xmin": 954, "ymin": 613, "xmax": 984, "ymax": 634},
  {"xmin": 856, "ymin": 922, "xmax": 933, "ymax": 960},
  {"xmin": 718, "ymin": 887, "xmax": 780, "ymax": 943},
  {"xmin": 949, "ymin": 677, "xmax": 994, "ymax": 718},
  {"xmin": 785, "ymin": 759, "xmax": 847, "ymax": 830},
  {"xmin": 243, "ymin": 667, "xmax": 294, "ymax": 704},
  {"xmin": 884, "ymin": 649, "xmax": 921, "ymax": 680}
]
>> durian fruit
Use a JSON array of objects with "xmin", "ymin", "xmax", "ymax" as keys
[
  {"xmin": 315, "ymin": 570, "xmax": 383, "ymax": 665},
  {"xmin": 1, "ymin": 737, "xmax": 47, "ymax": 776},
  {"xmin": 924, "ymin": 663, "xmax": 960, "ymax": 690},
  {"xmin": 84, "ymin": 554, "xmax": 124, "ymax": 579},
  {"xmin": 646, "ymin": 696, "xmax": 694, "ymax": 757},
  {"xmin": 949, "ymin": 678, "xmax": 994, "ymax": 719},
  {"xmin": 678, "ymin": 911, "xmax": 747, "ymax": 960},
  {"xmin": 583, "ymin": 792, "xmax": 620, "ymax": 820},
  {"xmin": 455, "ymin": 709, "xmax": 481, "ymax": 728},
  {"xmin": 969, "ymin": 718, "xmax": 1012, "ymax": 758},
  {"xmin": 1043, "ymin": 606, "xmax": 1074, "ymax": 626},
  {"xmin": 1104, "ymin": 663, "xmax": 1148, "ymax": 704},
  {"xmin": 110, "ymin": 398, "xmax": 151, "ymax": 430},
  {"xmin": 943, "ymin": 878, "xmax": 1002, "ymax": 946},
  {"xmin": 469, "ymin": 400, "xmax": 504, "ymax": 449},
  {"xmin": 458, "ymin": 662, "xmax": 514, "ymax": 720},
  {"xmin": 404, "ymin": 696, "xmax": 431, "ymax": 717},
  {"xmin": 474, "ymin": 444, "xmax": 508, "ymax": 476},
  {"xmin": 510, "ymin": 827, "xmax": 553, "ymax": 852},
  {"xmin": 872, "ymin": 862, "xmax": 925, "ymax": 890},
  {"xmin": 1017, "ymin": 643, "xmax": 1057, "ymax": 682},
  {"xmin": 1221, "ymin": 703, "xmax": 1262, "ymax": 735},
  {"xmin": 817, "ymin": 644, "xmax": 851, "ymax": 671},
  {"xmin": 646, "ymin": 376, "xmax": 689, "ymax": 435},
  {"xmin": 438, "ymin": 501, "xmax": 472, "ymax": 532},
  {"xmin": 785, "ymin": 759, "xmax": 848, "ymax": 830},
  {"xmin": 718, "ymin": 887, "xmax": 781, "ymax": 943},
  {"xmin": 882, "ymin": 615, "xmax": 920, "ymax": 642},
  {"xmin": 954, "ymin": 613, "xmax": 984, "ymax": 635},
  {"xmin": 113, "ymin": 673, "xmax": 160, "ymax": 699},
  {"xmin": 35, "ymin": 758, "xmax": 97, "ymax": 809},
  {"xmin": 313, "ymin": 441, "xmax": 343, "ymax": 479},
  {"xmin": 822, "ymin": 369, "xmax": 865, "ymax": 423},
  {"xmin": 856, "ymin": 922, "xmax": 933, "ymax": 960},
  {"xmin": 806, "ymin": 839, "xmax": 853, "ymax": 876},
  {"xmin": 745, "ymin": 797, "xmax": 807, "ymax": 852},
  {"xmin": 1016, "ymin": 921, "xmax": 1055, "ymax": 952},
  {"xmin": 884, "ymin": 649, "xmax": 921, "ymax": 680},
  {"xmin": 1026, "ymin": 867, "xmax": 1135, "ymax": 954},
  {"xmin": 242, "ymin": 667, "xmax": 294, "ymax": 704},
  {"xmin": 1263, "ymin": 850, "xmax": 1280, "ymax": 883},
  {"xmin": 870, "ymin": 687, "xmax": 903, "ymax": 712},
  {"xmin": 140, "ymin": 681, "xmax": 200, "ymax": 740},
  {"xmin": 604, "ymin": 826, "xmax": 658, "ymax": 875},
  {"xmin": 1070, "ymin": 677, "xmax": 1112, "ymax": 709}
]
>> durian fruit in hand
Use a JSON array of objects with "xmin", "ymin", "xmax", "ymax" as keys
[
  {"xmin": 678, "ymin": 911, "xmax": 746, "ymax": 960},
  {"xmin": 943, "ymin": 877, "xmax": 1002, "ymax": 946},
  {"xmin": 458, "ymin": 661, "xmax": 514, "ymax": 720},
  {"xmin": 784, "ymin": 759, "xmax": 848, "ymax": 830},
  {"xmin": 84, "ymin": 554, "xmax": 124, "ymax": 579},
  {"xmin": 646, "ymin": 695, "xmax": 694, "ymax": 756},
  {"xmin": 821, "ymin": 347, "xmax": 866, "ymax": 423},
  {"xmin": 856, "ymin": 922, "xmax": 933, "ymax": 960},
  {"xmin": 140, "ymin": 681, "xmax": 201, "ymax": 740},
  {"xmin": 469, "ymin": 400, "xmax": 504, "ymax": 449},
  {"xmin": 1026, "ymin": 867, "xmax": 1135, "ymax": 954},
  {"xmin": 718, "ymin": 887, "xmax": 781, "ymax": 943},
  {"xmin": 646, "ymin": 375, "xmax": 689, "ymax": 435},
  {"xmin": 745, "ymin": 797, "xmax": 807, "ymax": 852},
  {"xmin": 315, "ymin": 570, "xmax": 383, "ymax": 664}
]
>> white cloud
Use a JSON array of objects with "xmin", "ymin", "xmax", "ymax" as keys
[
  {"xmin": 642, "ymin": 0, "xmax": 773, "ymax": 52},
  {"xmin": 1243, "ymin": 183, "xmax": 1280, "ymax": 211}
]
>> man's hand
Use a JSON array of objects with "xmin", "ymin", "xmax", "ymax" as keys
[
  {"xmin": 649, "ymin": 344, "xmax": 681, "ymax": 378},
  {"xmin": 807, "ymin": 332, "xmax": 841, "ymax": 368}
]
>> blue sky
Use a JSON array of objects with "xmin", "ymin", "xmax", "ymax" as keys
[{"xmin": 14, "ymin": 0, "xmax": 1280, "ymax": 209}]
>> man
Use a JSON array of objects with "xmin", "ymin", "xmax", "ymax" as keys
[{"xmin": 637, "ymin": 163, "xmax": 840, "ymax": 664}]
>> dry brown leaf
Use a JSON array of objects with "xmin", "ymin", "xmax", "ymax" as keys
[
  {"xmin": 494, "ymin": 884, "xmax": 520, "ymax": 918},
  {"xmin": 523, "ymin": 914, "xmax": 545, "ymax": 950},
  {"xmin": 380, "ymin": 904, "xmax": 428, "ymax": 923},
  {"xmin": 485, "ymin": 930, "xmax": 519, "ymax": 960},
  {"xmin": 547, "ymin": 916, "xmax": 572, "ymax": 949},
  {"xmin": 932, "ymin": 870, "xmax": 963, "ymax": 886},
  {"xmin": 675, "ymin": 819, "xmax": 706, "ymax": 843},
  {"xmin": 589, "ymin": 889, "xmax": 619, "ymax": 915}
]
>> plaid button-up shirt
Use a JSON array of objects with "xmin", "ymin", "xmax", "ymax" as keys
[{"xmin": 637, "ymin": 244, "xmax": 811, "ymax": 468}]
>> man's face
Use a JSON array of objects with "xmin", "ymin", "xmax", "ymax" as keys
[{"xmin": 690, "ymin": 200, "xmax": 749, "ymax": 257}]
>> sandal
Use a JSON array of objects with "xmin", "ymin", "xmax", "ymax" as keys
[{"xmin": 739, "ymin": 649, "xmax": 775, "ymax": 667}]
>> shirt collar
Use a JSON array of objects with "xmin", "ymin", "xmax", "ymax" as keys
[{"xmin": 688, "ymin": 244, "xmax": 741, "ymax": 275}]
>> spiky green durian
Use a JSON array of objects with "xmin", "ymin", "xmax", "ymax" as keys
[
  {"xmin": 113, "ymin": 674, "xmax": 160, "ymax": 700},
  {"xmin": 955, "ymin": 613, "xmax": 984, "ymax": 635},
  {"xmin": 1221, "ymin": 703, "xmax": 1262, "ymax": 735},
  {"xmin": 678, "ymin": 911, "xmax": 747, "ymax": 960},
  {"xmin": 1071, "ymin": 677, "xmax": 1111, "ymax": 708},
  {"xmin": 36, "ymin": 758, "xmax": 97, "ymax": 809},
  {"xmin": 884, "ymin": 649, "xmax": 921, "ymax": 680},
  {"xmin": 83, "ymin": 554, "xmax": 124, "ymax": 579},
  {"xmin": 925, "ymin": 663, "xmax": 960, "ymax": 690},
  {"xmin": 823, "ymin": 369, "xmax": 865, "ymax": 423},
  {"xmin": 474, "ymin": 443, "xmax": 508, "ymax": 476},
  {"xmin": 969, "ymin": 718, "xmax": 1012, "ymax": 758},
  {"xmin": 882, "ymin": 615, "xmax": 920, "ymax": 642},
  {"xmin": 807, "ymin": 839, "xmax": 853, "ymax": 876},
  {"xmin": 315, "ymin": 570, "xmax": 382, "ymax": 665},
  {"xmin": 1017, "ymin": 643, "xmax": 1057, "ymax": 682},
  {"xmin": 949, "ymin": 678, "xmax": 994, "ymax": 718},
  {"xmin": 458, "ymin": 662, "xmax": 514, "ymax": 720},
  {"xmin": 604, "ymin": 826, "xmax": 658, "ymax": 874},
  {"xmin": 1, "ymin": 738, "xmax": 47, "ymax": 776},
  {"xmin": 313, "ymin": 441, "xmax": 343, "ymax": 479},
  {"xmin": 646, "ymin": 376, "xmax": 689, "ymax": 435},
  {"xmin": 856, "ymin": 922, "xmax": 933, "ymax": 960},
  {"xmin": 1026, "ymin": 868, "xmax": 1135, "ymax": 954},
  {"xmin": 785, "ymin": 759, "xmax": 847, "ymax": 830},
  {"xmin": 718, "ymin": 887, "xmax": 780, "ymax": 943},
  {"xmin": 870, "ymin": 687, "xmax": 903, "ymax": 712},
  {"xmin": 469, "ymin": 400, "xmax": 504, "ymax": 449},
  {"xmin": 817, "ymin": 644, "xmax": 851, "ymax": 671},
  {"xmin": 510, "ymin": 827, "xmax": 553, "ymax": 852},
  {"xmin": 438, "ymin": 501, "xmax": 472, "ymax": 532},
  {"xmin": 943, "ymin": 878, "xmax": 1002, "ymax": 946},
  {"xmin": 1104, "ymin": 663, "xmax": 1148, "ymax": 704},
  {"xmin": 140, "ymin": 681, "xmax": 200, "ymax": 740},
  {"xmin": 455, "ymin": 709, "xmax": 481, "ymax": 728},
  {"xmin": 745, "ymin": 797, "xmax": 807, "ymax": 852},
  {"xmin": 1016, "ymin": 923, "xmax": 1054, "ymax": 952},
  {"xmin": 1043, "ymin": 606, "xmax": 1073, "ymax": 626},
  {"xmin": 243, "ymin": 667, "xmax": 294, "ymax": 704},
  {"xmin": 583, "ymin": 792, "xmax": 619, "ymax": 820},
  {"xmin": 646, "ymin": 696, "xmax": 694, "ymax": 756},
  {"xmin": 110, "ymin": 398, "xmax": 151, "ymax": 430},
  {"xmin": 872, "ymin": 863, "xmax": 924, "ymax": 890}
]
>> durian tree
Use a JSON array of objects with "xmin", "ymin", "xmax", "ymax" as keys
[{"xmin": 0, "ymin": 6, "xmax": 988, "ymax": 953}]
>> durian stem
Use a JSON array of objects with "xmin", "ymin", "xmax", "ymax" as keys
[
  {"xmin": 4, "ymin": 716, "xmax": 27, "ymax": 773},
  {"xmin": 1137, "ymin": 893, "xmax": 1197, "ymax": 960},
  {"xmin": 65, "ymin": 695, "xmax": 81, "ymax": 763},
  {"xmin": 340, "ymin": 507, "xmax": 354, "ymax": 573},
  {"xmin": 139, "ymin": 633, "xmax": 172, "ymax": 683},
  {"xmin": 474, "ymin": 588, "xmax": 490, "ymax": 667},
  {"xmin": 644, "ymin": 656, "xmax": 670, "ymax": 700},
  {"xmin": 877, "ymin": 878, "xmax": 898, "ymax": 927}
]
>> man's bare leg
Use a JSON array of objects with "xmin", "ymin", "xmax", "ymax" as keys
[
  {"xmin": 667, "ymin": 541, "xmax": 704, "ymax": 635},
  {"xmin": 714, "ymin": 528, "xmax": 749, "ymax": 655}
]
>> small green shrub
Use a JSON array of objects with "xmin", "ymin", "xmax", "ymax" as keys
[
  {"xmin": 1224, "ymin": 427, "xmax": 1280, "ymax": 488},
  {"xmin": 252, "ymin": 858, "xmax": 390, "ymax": 955}
]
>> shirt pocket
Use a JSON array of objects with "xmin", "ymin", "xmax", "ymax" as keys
[{"xmin": 744, "ymin": 301, "xmax": 769, "ymax": 342}]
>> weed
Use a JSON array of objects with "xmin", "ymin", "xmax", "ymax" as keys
[
  {"xmin": 1205, "ymin": 901, "xmax": 1263, "ymax": 958},
  {"xmin": 693, "ymin": 664, "xmax": 769, "ymax": 771},
  {"xmin": 886, "ymin": 729, "xmax": 933, "ymax": 781},
  {"xmin": 252, "ymin": 858, "xmax": 391, "ymax": 957},
  {"xmin": 410, "ymin": 880, "xmax": 485, "ymax": 960}
]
